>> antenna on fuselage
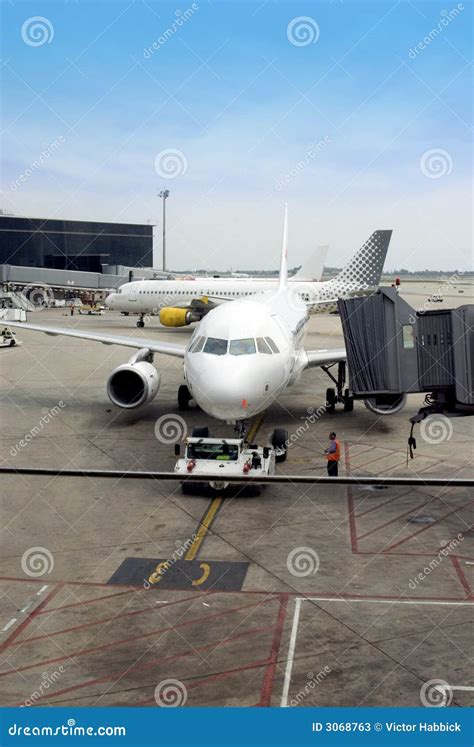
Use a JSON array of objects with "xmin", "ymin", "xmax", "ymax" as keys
[{"xmin": 278, "ymin": 203, "xmax": 288, "ymax": 292}]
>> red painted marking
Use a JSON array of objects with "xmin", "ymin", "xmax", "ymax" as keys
[
  {"xmin": 4, "ymin": 592, "xmax": 204, "ymax": 648},
  {"xmin": 451, "ymin": 556, "xmax": 473, "ymax": 598},
  {"xmin": 357, "ymin": 499, "xmax": 430, "ymax": 541},
  {"xmin": 345, "ymin": 443, "xmax": 359, "ymax": 554},
  {"xmin": 10, "ymin": 630, "xmax": 271, "ymax": 706},
  {"xmin": 137, "ymin": 658, "xmax": 270, "ymax": 706},
  {"xmin": 258, "ymin": 593, "xmax": 288, "ymax": 707},
  {"xmin": 37, "ymin": 589, "xmax": 137, "ymax": 615},
  {"xmin": 383, "ymin": 500, "xmax": 474, "ymax": 553},
  {"xmin": 3, "ymin": 599, "xmax": 273, "ymax": 661},
  {"xmin": 0, "ymin": 583, "xmax": 64, "ymax": 654},
  {"xmin": 354, "ymin": 489, "xmax": 413, "ymax": 519}
]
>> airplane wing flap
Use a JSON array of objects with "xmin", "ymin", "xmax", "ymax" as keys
[{"xmin": 3, "ymin": 322, "xmax": 186, "ymax": 358}]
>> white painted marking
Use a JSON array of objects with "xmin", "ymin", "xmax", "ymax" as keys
[
  {"xmin": 440, "ymin": 685, "xmax": 474, "ymax": 692},
  {"xmin": 280, "ymin": 596, "xmax": 473, "ymax": 708},
  {"xmin": 202, "ymin": 602, "xmax": 210, "ymax": 607},
  {"xmin": 36, "ymin": 585, "xmax": 49, "ymax": 596},
  {"xmin": 155, "ymin": 601, "xmax": 168, "ymax": 604},
  {"xmin": 20, "ymin": 602, "xmax": 33, "ymax": 614},
  {"xmin": 280, "ymin": 597, "xmax": 302, "ymax": 708},
  {"xmin": 2, "ymin": 618, "xmax": 17, "ymax": 632}
]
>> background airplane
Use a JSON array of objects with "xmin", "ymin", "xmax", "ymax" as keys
[{"xmin": 105, "ymin": 234, "xmax": 389, "ymax": 329}]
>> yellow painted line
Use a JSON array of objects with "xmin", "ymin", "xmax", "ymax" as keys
[
  {"xmin": 246, "ymin": 412, "xmax": 265, "ymax": 444},
  {"xmin": 184, "ymin": 413, "xmax": 265, "ymax": 562},
  {"xmin": 185, "ymin": 497, "xmax": 223, "ymax": 561}
]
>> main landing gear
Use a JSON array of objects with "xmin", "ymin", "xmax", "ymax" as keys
[
  {"xmin": 322, "ymin": 361, "xmax": 354, "ymax": 413},
  {"xmin": 136, "ymin": 313, "xmax": 145, "ymax": 328}
]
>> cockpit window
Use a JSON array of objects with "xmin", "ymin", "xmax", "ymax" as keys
[
  {"xmin": 203, "ymin": 337, "xmax": 228, "ymax": 355},
  {"xmin": 190, "ymin": 335, "xmax": 205, "ymax": 353},
  {"xmin": 229, "ymin": 338, "xmax": 256, "ymax": 356},
  {"xmin": 256, "ymin": 337, "xmax": 272, "ymax": 354},
  {"xmin": 265, "ymin": 337, "xmax": 280, "ymax": 353}
]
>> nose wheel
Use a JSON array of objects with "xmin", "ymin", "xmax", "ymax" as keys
[
  {"xmin": 178, "ymin": 384, "xmax": 192, "ymax": 410},
  {"xmin": 322, "ymin": 362, "xmax": 354, "ymax": 413},
  {"xmin": 136, "ymin": 314, "xmax": 145, "ymax": 328}
]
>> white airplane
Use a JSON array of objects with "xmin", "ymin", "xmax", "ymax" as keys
[
  {"xmin": 4, "ymin": 211, "xmax": 402, "ymax": 437},
  {"xmin": 104, "ymin": 233, "xmax": 386, "ymax": 328},
  {"xmin": 105, "ymin": 244, "xmax": 329, "ymax": 328}
]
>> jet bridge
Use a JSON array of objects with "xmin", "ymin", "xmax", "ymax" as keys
[{"xmin": 338, "ymin": 287, "xmax": 473, "ymax": 416}]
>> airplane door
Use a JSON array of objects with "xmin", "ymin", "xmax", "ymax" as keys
[{"xmin": 129, "ymin": 290, "xmax": 137, "ymax": 302}]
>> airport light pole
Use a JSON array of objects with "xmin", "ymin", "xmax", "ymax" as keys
[{"xmin": 158, "ymin": 189, "xmax": 170, "ymax": 271}]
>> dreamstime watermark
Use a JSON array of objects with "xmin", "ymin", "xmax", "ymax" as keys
[
  {"xmin": 408, "ymin": 4, "xmax": 464, "ymax": 59},
  {"xmin": 287, "ymin": 547, "xmax": 320, "ymax": 577},
  {"xmin": 21, "ymin": 547, "xmax": 55, "ymax": 578},
  {"xmin": 23, "ymin": 667, "xmax": 66, "ymax": 707},
  {"xmin": 420, "ymin": 148, "xmax": 453, "ymax": 179},
  {"xmin": 154, "ymin": 413, "xmax": 187, "ymax": 444},
  {"xmin": 420, "ymin": 414, "xmax": 453, "ymax": 445},
  {"xmin": 408, "ymin": 533, "xmax": 464, "ymax": 590},
  {"xmin": 144, "ymin": 535, "xmax": 197, "ymax": 588},
  {"xmin": 10, "ymin": 402, "xmax": 66, "ymax": 457},
  {"xmin": 21, "ymin": 16, "xmax": 54, "ymax": 47},
  {"xmin": 275, "ymin": 138, "xmax": 331, "ymax": 191},
  {"xmin": 19, "ymin": 283, "xmax": 56, "ymax": 308},
  {"xmin": 289, "ymin": 666, "xmax": 331, "ymax": 706},
  {"xmin": 9, "ymin": 136, "xmax": 66, "ymax": 192},
  {"xmin": 287, "ymin": 16, "xmax": 320, "ymax": 47},
  {"xmin": 408, "ymin": 270, "xmax": 464, "ymax": 323},
  {"xmin": 154, "ymin": 148, "xmax": 187, "ymax": 178},
  {"xmin": 154, "ymin": 678, "xmax": 188, "ymax": 706},
  {"xmin": 286, "ymin": 405, "xmax": 327, "ymax": 449},
  {"xmin": 420, "ymin": 679, "xmax": 453, "ymax": 707},
  {"xmin": 143, "ymin": 4, "xmax": 199, "ymax": 58}
]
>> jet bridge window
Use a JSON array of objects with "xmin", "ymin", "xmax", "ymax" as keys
[
  {"xmin": 190, "ymin": 336, "xmax": 206, "ymax": 353},
  {"xmin": 256, "ymin": 337, "xmax": 272, "ymax": 354},
  {"xmin": 402, "ymin": 324, "xmax": 415, "ymax": 349},
  {"xmin": 229, "ymin": 338, "xmax": 256, "ymax": 356},
  {"xmin": 203, "ymin": 337, "xmax": 228, "ymax": 355},
  {"xmin": 265, "ymin": 337, "xmax": 280, "ymax": 353}
]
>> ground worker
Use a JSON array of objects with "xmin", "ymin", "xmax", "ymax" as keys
[
  {"xmin": 2, "ymin": 327, "xmax": 13, "ymax": 339},
  {"xmin": 70, "ymin": 304, "xmax": 75, "ymax": 316},
  {"xmin": 324, "ymin": 431, "xmax": 340, "ymax": 476}
]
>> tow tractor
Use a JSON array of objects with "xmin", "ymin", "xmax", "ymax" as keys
[
  {"xmin": 0, "ymin": 329, "xmax": 21, "ymax": 348},
  {"xmin": 174, "ymin": 426, "xmax": 288, "ymax": 495}
]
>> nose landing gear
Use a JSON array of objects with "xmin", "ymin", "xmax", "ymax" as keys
[
  {"xmin": 136, "ymin": 314, "xmax": 145, "ymax": 328},
  {"xmin": 322, "ymin": 361, "xmax": 354, "ymax": 413}
]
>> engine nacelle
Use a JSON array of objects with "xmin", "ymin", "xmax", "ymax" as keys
[
  {"xmin": 107, "ymin": 361, "xmax": 160, "ymax": 409},
  {"xmin": 159, "ymin": 307, "xmax": 201, "ymax": 327},
  {"xmin": 364, "ymin": 393, "xmax": 407, "ymax": 415}
]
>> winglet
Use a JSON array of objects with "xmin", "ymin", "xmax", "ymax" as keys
[{"xmin": 278, "ymin": 203, "xmax": 288, "ymax": 291}]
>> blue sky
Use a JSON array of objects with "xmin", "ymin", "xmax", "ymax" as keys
[{"xmin": 1, "ymin": 0, "xmax": 472, "ymax": 270}]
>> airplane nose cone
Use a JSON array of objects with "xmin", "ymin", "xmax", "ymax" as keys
[
  {"xmin": 105, "ymin": 294, "xmax": 114, "ymax": 308},
  {"xmin": 187, "ymin": 358, "xmax": 268, "ymax": 420}
]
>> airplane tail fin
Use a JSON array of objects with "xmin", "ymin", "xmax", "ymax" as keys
[
  {"xmin": 292, "ymin": 244, "xmax": 328, "ymax": 281},
  {"xmin": 278, "ymin": 204, "xmax": 289, "ymax": 291},
  {"xmin": 333, "ymin": 230, "xmax": 392, "ymax": 292}
]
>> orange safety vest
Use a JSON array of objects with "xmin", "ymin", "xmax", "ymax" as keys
[{"xmin": 325, "ymin": 439, "xmax": 340, "ymax": 462}]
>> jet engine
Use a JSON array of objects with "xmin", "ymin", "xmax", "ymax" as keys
[
  {"xmin": 364, "ymin": 393, "xmax": 407, "ymax": 415},
  {"xmin": 107, "ymin": 349, "xmax": 160, "ymax": 408},
  {"xmin": 159, "ymin": 307, "xmax": 202, "ymax": 327}
]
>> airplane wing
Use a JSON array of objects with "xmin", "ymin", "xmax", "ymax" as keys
[
  {"xmin": 3, "ymin": 321, "xmax": 186, "ymax": 358},
  {"xmin": 305, "ymin": 347, "xmax": 346, "ymax": 368}
]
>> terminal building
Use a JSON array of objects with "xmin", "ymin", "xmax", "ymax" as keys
[{"xmin": 0, "ymin": 214, "xmax": 153, "ymax": 272}]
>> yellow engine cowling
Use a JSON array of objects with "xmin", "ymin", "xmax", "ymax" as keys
[{"xmin": 159, "ymin": 307, "xmax": 201, "ymax": 327}]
